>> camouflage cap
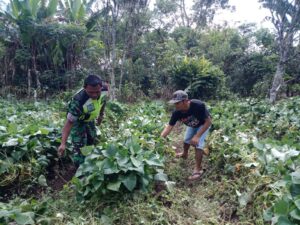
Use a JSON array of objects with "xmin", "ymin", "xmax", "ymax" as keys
[{"xmin": 168, "ymin": 90, "xmax": 188, "ymax": 104}]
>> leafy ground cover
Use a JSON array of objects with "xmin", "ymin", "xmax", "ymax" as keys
[
  {"xmin": 0, "ymin": 99, "xmax": 66, "ymax": 198},
  {"xmin": 0, "ymin": 97, "xmax": 299, "ymax": 224}
]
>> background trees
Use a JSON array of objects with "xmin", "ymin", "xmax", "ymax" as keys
[
  {"xmin": 0, "ymin": 0, "xmax": 299, "ymax": 101},
  {"xmin": 259, "ymin": 0, "xmax": 300, "ymax": 103},
  {"xmin": 0, "ymin": 0, "xmax": 91, "ymax": 97}
]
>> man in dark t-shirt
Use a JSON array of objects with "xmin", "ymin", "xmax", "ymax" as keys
[{"xmin": 161, "ymin": 90, "xmax": 212, "ymax": 181}]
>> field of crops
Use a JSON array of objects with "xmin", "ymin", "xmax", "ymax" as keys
[{"xmin": 0, "ymin": 97, "xmax": 299, "ymax": 224}]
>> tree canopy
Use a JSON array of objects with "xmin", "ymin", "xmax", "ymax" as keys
[{"xmin": 0, "ymin": 0, "xmax": 299, "ymax": 101}]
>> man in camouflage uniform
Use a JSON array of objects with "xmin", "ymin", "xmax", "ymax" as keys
[{"xmin": 58, "ymin": 75, "xmax": 107, "ymax": 166}]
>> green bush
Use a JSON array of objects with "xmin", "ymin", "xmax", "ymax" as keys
[{"xmin": 171, "ymin": 57, "xmax": 225, "ymax": 99}]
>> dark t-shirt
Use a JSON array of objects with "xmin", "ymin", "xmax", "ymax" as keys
[{"xmin": 169, "ymin": 100, "xmax": 210, "ymax": 128}]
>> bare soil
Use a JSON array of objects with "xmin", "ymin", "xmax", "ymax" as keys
[{"xmin": 0, "ymin": 159, "xmax": 77, "ymax": 202}]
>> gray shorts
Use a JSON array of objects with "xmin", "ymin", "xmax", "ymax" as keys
[{"xmin": 184, "ymin": 125, "xmax": 210, "ymax": 149}]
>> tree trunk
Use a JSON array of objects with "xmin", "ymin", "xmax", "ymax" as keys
[
  {"xmin": 110, "ymin": 27, "xmax": 116, "ymax": 100},
  {"xmin": 12, "ymin": 65, "xmax": 15, "ymax": 86},
  {"xmin": 36, "ymin": 71, "xmax": 41, "ymax": 91},
  {"xmin": 4, "ymin": 56, "xmax": 8, "ymax": 86},
  {"xmin": 32, "ymin": 54, "xmax": 41, "ymax": 93},
  {"xmin": 27, "ymin": 69, "xmax": 32, "ymax": 98},
  {"xmin": 119, "ymin": 48, "xmax": 127, "ymax": 92},
  {"xmin": 179, "ymin": 0, "xmax": 190, "ymax": 27},
  {"xmin": 109, "ymin": 1, "xmax": 119, "ymax": 100},
  {"xmin": 269, "ymin": 62, "xmax": 284, "ymax": 104}
]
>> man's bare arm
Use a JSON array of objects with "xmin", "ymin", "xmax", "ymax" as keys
[{"xmin": 161, "ymin": 124, "xmax": 174, "ymax": 138}]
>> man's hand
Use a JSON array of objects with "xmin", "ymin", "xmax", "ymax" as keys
[
  {"xmin": 161, "ymin": 124, "xmax": 173, "ymax": 138},
  {"xmin": 190, "ymin": 135, "xmax": 199, "ymax": 147},
  {"xmin": 58, "ymin": 144, "xmax": 66, "ymax": 157}
]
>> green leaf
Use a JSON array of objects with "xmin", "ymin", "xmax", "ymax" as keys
[
  {"xmin": 130, "ymin": 156, "xmax": 142, "ymax": 167},
  {"xmin": 80, "ymin": 164, "xmax": 95, "ymax": 173},
  {"xmin": 8, "ymin": 123, "xmax": 17, "ymax": 134},
  {"xmin": 80, "ymin": 145, "xmax": 94, "ymax": 156},
  {"xmin": 253, "ymin": 141, "xmax": 264, "ymax": 150},
  {"xmin": 102, "ymin": 144, "xmax": 117, "ymax": 158},
  {"xmin": 71, "ymin": 0, "xmax": 81, "ymax": 17},
  {"xmin": 295, "ymin": 199, "xmax": 300, "ymax": 210},
  {"xmin": 103, "ymin": 159, "xmax": 119, "ymax": 174},
  {"xmin": 38, "ymin": 175, "xmax": 47, "ymax": 187},
  {"xmin": 0, "ymin": 209, "xmax": 11, "ymax": 217},
  {"xmin": 93, "ymin": 180, "xmax": 103, "ymax": 190},
  {"xmin": 15, "ymin": 212, "xmax": 35, "ymax": 225},
  {"xmin": 290, "ymin": 184, "xmax": 300, "ymax": 198},
  {"xmin": 0, "ymin": 126, "xmax": 7, "ymax": 132},
  {"xmin": 154, "ymin": 172, "xmax": 168, "ymax": 181},
  {"xmin": 47, "ymin": 0, "xmax": 58, "ymax": 17},
  {"xmin": 107, "ymin": 181, "xmax": 121, "ymax": 192},
  {"xmin": 140, "ymin": 176, "xmax": 150, "ymax": 189},
  {"xmin": 77, "ymin": 3, "xmax": 85, "ymax": 21},
  {"xmin": 117, "ymin": 157, "xmax": 129, "ymax": 167},
  {"xmin": 274, "ymin": 199, "xmax": 289, "ymax": 215},
  {"xmin": 128, "ymin": 165, "xmax": 144, "ymax": 174},
  {"xmin": 122, "ymin": 173, "xmax": 137, "ymax": 191},
  {"xmin": 87, "ymin": 153, "xmax": 101, "ymax": 160},
  {"xmin": 116, "ymin": 151, "xmax": 129, "ymax": 167},
  {"xmin": 290, "ymin": 208, "xmax": 300, "ymax": 220},
  {"xmin": 291, "ymin": 170, "xmax": 300, "ymax": 184},
  {"xmin": 83, "ymin": 187, "xmax": 91, "ymax": 196},
  {"xmin": 145, "ymin": 158, "xmax": 163, "ymax": 167},
  {"xmin": 271, "ymin": 148, "xmax": 285, "ymax": 161},
  {"xmin": 2, "ymin": 138, "xmax": 18, "ymax": 147},
  {"xmin": 30, "ymin": 0, "xmax": 40, "ymax": 18},
  {"xmin": 263, "ymin": 208, "xmax": 273, "ymax": 221},
  {"xmin": 127, "ymin": 138, "xmax": 141, "ymax": 154},
  {"xmin": 11, "ymin": 150, "xmax": 25, "ymax": 161},
  {"xmin": 277, "ymin": 216, "xmax": 293, "ymax": 225},
  {"xmin": 39, "ymin": 128, "xmax": 51, "ymax": 135},
  {"xmin": 100, "ymin": 215, "xmax": 113, "ymax": 225}
]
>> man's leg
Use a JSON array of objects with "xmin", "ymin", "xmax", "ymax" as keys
[
  {"xmin": 188, "ymin": 126, "xmax": 210, "ymax": 180},
  {"xmin": 71, "ymin": 122, "xmax": 87, "ymax": 167},
  {"xmin": 194, "ymin": 149, "xmax": 203, "ymax": 172},
  {"xmin": 177, "ymin": 126, "xmax": 195, "ymax": 158},
  {"xmin": 86, "ymin": 121, "xmax": 96, "ymax": 145},
  {"xmin": 73, "ymin": 143, "xmax": 85, "ymax": 167},
  {"xmin": 176, "ymin": 142, "xmax": 190, "ymax": 159}
]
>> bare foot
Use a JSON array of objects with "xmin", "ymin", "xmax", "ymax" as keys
[{"xmin": 175, "ymin": 152, "xmax": 188, "ymax": 159}]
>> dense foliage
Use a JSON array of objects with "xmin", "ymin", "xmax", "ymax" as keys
[
  {"xmin": 171, "ymin": 56, "xmax": 225, "ymax": 99},
  {"xmin": 1, "ymin": 0, "xmax": 300, "ymax": 224},
  {"xmin": 0, "ymin": 96, "xmax": 299, "ymax": 224},
  {"xmin": 1, "ymin": 0, "xmax": 299, "ymax": 100},
  {"xmin": 0, "ymin": 100, "xmax": 64, "ymax": 189},
  {"xmin": 73, "ymin": 102, "xmax": 167, "ymax": 201},
  {"xmin": 208, "ymin": 96, "xmax": 300, "ymax": 224}
]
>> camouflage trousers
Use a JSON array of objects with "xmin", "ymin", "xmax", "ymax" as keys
[{"xmin": 71, "ymin": 121, "xmax": 96, "ymax": 166}]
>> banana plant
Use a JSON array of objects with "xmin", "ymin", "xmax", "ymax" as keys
[
  {"xmin": 6, "ymin": 0, "xmax": 58, "ymax": 21},
  {"xmin": 57, "ymin": 0, "xmax": 96, "ymax": 23}
]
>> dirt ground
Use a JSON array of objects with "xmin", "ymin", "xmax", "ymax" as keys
[
  {"xmin": 47, "ymin": 161, "xmax": 77, "ymax": 191},
  {"xmin": 0, "ymin": 160, "xmax": 76, "ymax": 202},
  {"xmin": 165, "ymin": 123, "xmax": 239, "ymax": 224}
]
